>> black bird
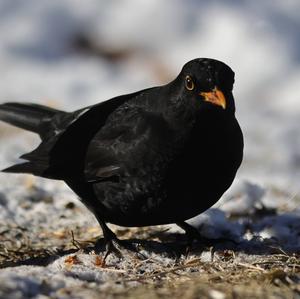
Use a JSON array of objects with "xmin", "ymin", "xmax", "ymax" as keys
[{"xmin": 0, "ymin": 58, "xmax": 243, "ymax": 249}]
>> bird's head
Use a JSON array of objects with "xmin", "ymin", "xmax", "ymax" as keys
[{"xmin": 176, "ymin": 58, "xmax": 236, "ymax": 114}]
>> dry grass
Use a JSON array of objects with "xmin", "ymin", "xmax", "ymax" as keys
[{"xmin": 0, "ymin": 223, "xmax": 299, "ymax": 299}]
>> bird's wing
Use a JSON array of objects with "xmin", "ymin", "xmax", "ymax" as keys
[
  {"xmin": 84, "ymin": 104, "xmax": 174, "ymax": 183},
  {"xmin": 5, "ymin": 89, "xmax": 154, "ymax": 179}
]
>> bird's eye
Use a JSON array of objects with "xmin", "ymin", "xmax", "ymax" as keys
[{"xmin": 185, "ymin": 75, "xmax": 195, "ymax": 91}]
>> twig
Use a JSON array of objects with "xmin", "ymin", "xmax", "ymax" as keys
[
  {"xmin": 70, "ymin": 231, "xmax": 82, "ymax": 250},
  {"xmin": 237, "ymin": 262, "xmax": 266, "ymax": 272},
  {"xmin": 123, "ymin": 261, "xmax": 202, "ymax": 282},
  {"xmin": 100, "ymin": 267, "xmax": 126, "ymax": 274}
]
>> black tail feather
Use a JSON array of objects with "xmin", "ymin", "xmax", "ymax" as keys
[
  {"xmin": 0, "ymin": 102, "xmax": 61, "ymax": 135},
  {"xmin": 0, "ymin": 102, "xmax": 63, "ymax": 176},
  {"xmin": 2, "ymin": 161, "xmax": 47, "ymax": 176}
]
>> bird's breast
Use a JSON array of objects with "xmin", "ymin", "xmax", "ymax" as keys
[
  {"xmin": 92, "ymin": 113, "xmax": 243, "ymax": 226},
  {"xmin": 161, "ymin": 114, "xmax": 243, "ymax": 219}
]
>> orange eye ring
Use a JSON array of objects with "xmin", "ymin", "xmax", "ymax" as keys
[{"xmin": 185, "ymin": 75, "xmax": 195, "ymax": 91}]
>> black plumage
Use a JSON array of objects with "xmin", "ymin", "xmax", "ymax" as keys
[{"xmin": 0, "ymin": 58, "xmax": 243, "ymax": 246}]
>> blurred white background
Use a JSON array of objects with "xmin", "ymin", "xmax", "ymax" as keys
[{"xmin": 0, "ymin": 0, "xmax": 299, "ymax": 191}]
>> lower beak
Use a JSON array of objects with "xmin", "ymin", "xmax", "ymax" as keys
[{"xmin": 200, "ymin": 87, "xmax": 226, "ymax": 109}]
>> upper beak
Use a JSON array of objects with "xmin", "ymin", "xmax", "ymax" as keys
[{"xmin": 200, "ymin": 87, "xmax": 226, "ymax": 109}]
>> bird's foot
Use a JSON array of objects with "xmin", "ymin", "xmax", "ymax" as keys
[
  {"xmin": 102, "ymin": 236, "xmax": 144, "ymax": 262},
  {"xmin": 94, "ymin": 224, "xmax": 145, "ymax": 263},
  {"xmin": 176, "ymin": 221, "xmax": 238, "ymax": 248}
]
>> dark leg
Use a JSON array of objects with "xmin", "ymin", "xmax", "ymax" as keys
[
  {"xmin": 177, "ymin": 221, "xmax": 238, "ymax": 246},
  {"xmin": 176, "ymin": 221, "xmax": 238, "ymax": 246},
  {"xmin": 97, "ymin": 220, "xmax": 122, "ymax": 260},
  {"xmin": 96, "ymin": 218, "xmax": 144, "ymax": 261},
  {"xmin": 98, "ymin": 219, "xmax": 118, "ymax": 242},
  {"xmin": 176, "ymin": 221, "xmax": 211, "ymax": 246}
]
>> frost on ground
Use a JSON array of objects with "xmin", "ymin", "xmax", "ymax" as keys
[
  {"xmin": 0, "ymin": 176, "xmax": 299, "ymax": 299},
  {"xmin": 0, "ymin": 0, "xmax": 300, "ymax": 298}
]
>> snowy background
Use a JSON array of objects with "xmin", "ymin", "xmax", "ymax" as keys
[
  {"xmin": 0, "ymin": 1, "xmax": 299, "ymax": 298},
  {"xmin": 0, "ymin": 0, "xmax": 300, "ymax": 189}
]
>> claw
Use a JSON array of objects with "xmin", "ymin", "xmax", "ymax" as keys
[
  {"xmin": 95, "ymin": 219, "xmax": 145, "ymax": 262},
  {"xmin": 102, "ymin": 236, "xmax": 146, "ymax": 262},
  {"xmin": 177, "ymin": 221, "xmax": 238, "ymax": 248}
]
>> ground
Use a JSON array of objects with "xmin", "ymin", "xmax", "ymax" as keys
[
  {"xmin": 0, "ymin": 176, "xmax": 299, "ymax": 299},
  {"xmin": 0, "ymin": 226, "xmax": 299, "ymax": 299}
]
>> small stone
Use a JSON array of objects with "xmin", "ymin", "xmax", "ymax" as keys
[
  {"xmin": 65, "ymin": 202, "xmax": 76, "ymax": 209},
  {"xmin": 209, "ymin": 289, "xmax": 225, "ymax": 299}
]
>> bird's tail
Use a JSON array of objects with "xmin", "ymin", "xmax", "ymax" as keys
[
  {"xmin": 0, "ymin": 102, "xmax": 65, "ymax": 176},
  {"xmin": 0, "ymin": 102, "xmax": 61, "ymax": 135}
]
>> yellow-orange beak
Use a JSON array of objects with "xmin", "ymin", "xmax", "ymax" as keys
[{"xmin": 200, "ymin": 87, "xmax": 226, "ymax": 109}]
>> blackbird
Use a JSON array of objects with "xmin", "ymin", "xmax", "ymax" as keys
[{"xmin": 0, "ymin": 58, "xmax": 243, "ymax": 248}]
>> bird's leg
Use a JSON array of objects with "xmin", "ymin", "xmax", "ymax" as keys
[
  {"xmin": 96, "ymin": 218, "xmax": 143, "ymax": 261},
  {"xmin": 99, "ymin": 220, "xmax": 117, "ymax": 242},
  {"xmin": 177, "ymin": 221, "xmax": 238, "ymax": 247},
  {"xmin": 97, "ymin": 220, "xmax": 123, "ymax": 260},
  {"xmin": 176, "ymin": 221, "xmax": 211, "ymax": 246}
]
